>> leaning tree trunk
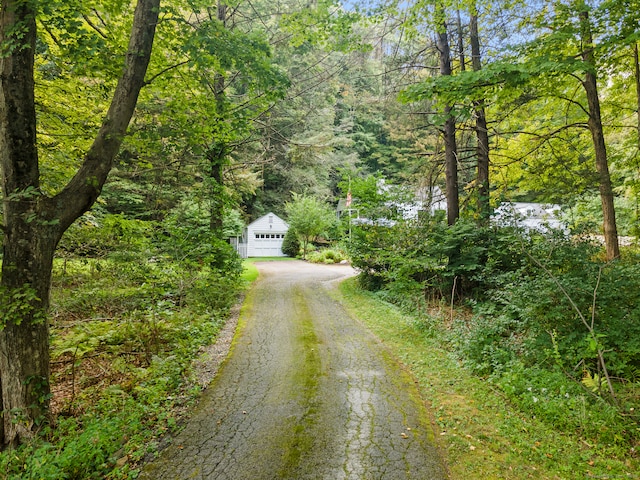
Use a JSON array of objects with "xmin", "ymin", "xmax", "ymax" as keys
[
  {"xmin": 0, "ymin": 0, "xmax": 161, "ymax": 447},
  {"xmin": 436, "ymin": 18, "xmax": 459, "ymax": 226},
  {"xmin": 579, "ymin": 9, "xmax": 620, "ymax": 260},
  {"xmin": 470, "ymin": 10, "xmax": 491, "ymax": 223}
]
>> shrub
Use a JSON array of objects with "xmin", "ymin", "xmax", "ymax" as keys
[
  {"xmin": 348, "ymin": 217, "xmax": 529, "ymax": 301},
  {"xmin": 450, "ymin": 305, "xmax": 526, "ymax": 376},
  {"xmin": 306, "ymin": 248, "xmax": 347, "ymax": 264},
  {"xmin": 281, "ymin": 228, "xmax": 301, "ymax": 257}
]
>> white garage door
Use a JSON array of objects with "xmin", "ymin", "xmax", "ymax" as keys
[{"xmin": 252, "ymin": 232, "xmax": 285, "ymax": 256}]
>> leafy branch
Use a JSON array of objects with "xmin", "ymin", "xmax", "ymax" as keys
[{"xmin": 523, "ymin": 248, "xmax": 617, "ymax": 400}]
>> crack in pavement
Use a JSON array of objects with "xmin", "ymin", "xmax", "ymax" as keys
[{"xmin": 139, "ymin": 261, "xmax": 447, "ymax": 479}]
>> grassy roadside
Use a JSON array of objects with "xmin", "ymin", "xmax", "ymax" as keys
[
  {"xmin": 241, "ymin": 260, "xmax": 260, "ymax": 283},
  {"xmin": 335, "ymin": 277, "xmax": 638, "ymax": 479}
]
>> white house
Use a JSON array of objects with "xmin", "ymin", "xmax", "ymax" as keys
[
  {"xmin": 493, "ymin": 202, "xmax": 565, "ymax": 232},
  {"xmin": 338, "ymin": 184, "xmax": 446, "ymax": 226},
  {"xmin": 232, "ymin": 212, "xmax": 289, "ymax": 258}
]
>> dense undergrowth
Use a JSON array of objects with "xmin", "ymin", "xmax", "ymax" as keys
[
  {"xmin": 337, "ymin": 278, "xmax": 639, "ymax": 478},
  {"xmin": 0, "ymin": 212, "xmax": 245, "ymax": 479},
  {"xmin": 347, "ymin": 217, "xmax": 640, "ymax": 474}
]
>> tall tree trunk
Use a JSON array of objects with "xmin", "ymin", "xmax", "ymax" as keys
[
  {"xmin": 0, "ymin": 0, "xmax": 52, "ymax": 447},
  {"xmin": 0, "ymin": 0, "xmax": 161, "ymax": 447},
  {"xmin": 456, "ymin": 10, "xmax": 465, "ymax": 72},
  {"xmin": 436, "ymin": 18, "xmax": 459, "ymax": 225},
  {"xmin": 634, "ymin": 43, "xmax": 640, "ymax": 152},
  {"xmin": 209, "ymin": 2, "xmax": 228, "ymax": 237},
  {"xmin": 208, "ymin": 142, "xmax": 227, "ymax": 236},
  {"xmin": 579, "ymin": 9, "xmax": 620, "ymax": 260},
  {"xmin": 470, "ymin": 9, "xmax": 491, "ymax": 222},
  {"xmin": 633, "ymin": 43, "xmax": 640, "ymax": 230}
]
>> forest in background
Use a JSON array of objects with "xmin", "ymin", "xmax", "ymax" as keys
[{"xmin": 1, "ymin": 0, "xmax": 640, "ymax": 476}]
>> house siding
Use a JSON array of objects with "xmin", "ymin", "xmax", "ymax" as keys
[{"xmin": 245, "ymin": 213, "xmax": 289, "ymax": 257}]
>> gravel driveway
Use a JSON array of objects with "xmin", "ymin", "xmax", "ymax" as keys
[{"xmin": 139, "ymin": 260, "xmax": 447, "ymax": 479}]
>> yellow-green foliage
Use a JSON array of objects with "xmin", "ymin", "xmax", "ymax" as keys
[{"xmin": 306, "ymin": 248, "xmax": 347, "ymax": 264}]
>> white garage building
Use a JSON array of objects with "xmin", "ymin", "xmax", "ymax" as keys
[{"xmin": 233, "ymin": 212, "xmax": 289, "ymax": 258}]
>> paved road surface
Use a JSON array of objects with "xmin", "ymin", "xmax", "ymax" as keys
[{"xmin": 139, "ymin": 261, "xmax": 447, "ymax": 479}]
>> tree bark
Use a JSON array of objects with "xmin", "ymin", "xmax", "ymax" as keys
[
  {"xmin": 470, "ymin": 10, "xmax": 491, "ymax": 222},
  {"xmin": 456, "ymin": 10, "xmax": 465, "ymax": 72},
  {"xmin": 208, "ymin": 142, "xmax": 227, "ymax": 236},
  {"xmin": 436, "ymin": 18, "xmax": 459, "ymax": 225},
  {"xmin": 579, "ymin": 9, "xmax": 620, "ymax": 260},
  {"xmin": 634, "ymin": 43, "xmax": 640, "ymax": 152},
  {"xmin": 209, "ymin": 2, "xmax": 228, "ymax": 237},
  {"xmin": 0, "ymin": 0, "xmax": 161, "ymax": 447}
]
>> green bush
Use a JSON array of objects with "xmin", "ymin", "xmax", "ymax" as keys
[
  {"xmin": 348, "ymin": 217, "xmax": 528, "ymax": 301},
  {"xmin": 187, "ymin": 270, "xmax": 242, "ymax": 315},
  {"xmin": 281, "ymin": 228, "xmax": 301, "ymax": 257},
  {"xmin": 466, "ymin": 240, "xmax": 640, "ymax": 377},
  {"xmin": 450, "ymin": 306, "xmax": 526, "ymax": 376},
  {"xmin": 306, "ymin": 248, "xmax": 347, "ymax": 264},
  {"xmin": 0, "ymin": 397, "xmax": 149, "ymax": 479}
]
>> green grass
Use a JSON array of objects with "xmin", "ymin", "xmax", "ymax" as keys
[
  {"xmin": 244, "ymin": 256, "xmax": 297, "ymax": 263},
  {"xmin": 241, "ymin": 260, "xmax": 260, "ymax": 284},
  {"xmin": 334, "ymin": 277, "xmax": 639, "ymax": 480}
]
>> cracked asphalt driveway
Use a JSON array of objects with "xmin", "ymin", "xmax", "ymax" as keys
[{"xmin": 139, "ymin": 260, "xmax": 447, "ymax": 479}]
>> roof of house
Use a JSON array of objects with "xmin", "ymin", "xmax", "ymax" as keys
[{"xmin": 246, "ymin": 212, "xmax": 289, "ymax": 229}]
